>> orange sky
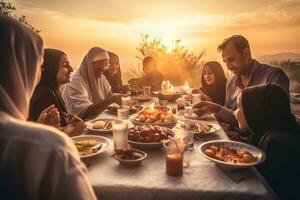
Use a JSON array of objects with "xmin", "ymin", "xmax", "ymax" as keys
[{"xmin": 12, "ymin": 0, "xmax": 300, "ymax": 73}]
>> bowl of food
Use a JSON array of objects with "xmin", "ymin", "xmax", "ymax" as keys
[
  {"xmin": 73, "ymin": 135, "xmax": 111, "ymax": 159},
  {"xmin": 112, "ymin": 148, "xmax": 147, "ymax": 167},
  {"xmin": 158, "ymin": 90, "xmax": 181, "ymax": 102},
  {"xmin": 199, "ymin": 140, "xmax": 265, "ymax": 169},
  {"xmin": 128, "ymin": 125, "xmax": 175, "ymax": 150},
  {"xmin": 106, "ymin": 104, "xmax": 143, "ymax": 115},
  {"xmin": 86, "ymin": 118, "xmax": 113, "ymax": 133},
  {"xmin": 130, "ymin": 106, "xmax": 177, "ymax": 128},
  {"xmin": 132, "ymin": 95, "xmax": 152, "ymax": 102}
]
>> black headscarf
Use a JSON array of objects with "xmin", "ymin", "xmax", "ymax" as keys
[
  {"xmin": 200, "ymin": 61, "xmax": 227, "ymax": 106},
  {"xmin": 30, "ymin": 48, "xmax": 68, "ymax": 125},
  {"xmin": 242, "ymin": 84, "xmax": 300, "ymax": 143},
  {"xmin": 104, "ymin": 51, "xmax": 123, "ymax": 92}
]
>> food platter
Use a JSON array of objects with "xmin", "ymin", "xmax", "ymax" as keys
[{"xmin": 86, "ymin": 118, "xmax": 113, "ymax": 133}]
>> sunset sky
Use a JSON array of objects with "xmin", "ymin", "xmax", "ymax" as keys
[{"xmin": 12, "ymin": 0, "xmax": 300, "ymax": 73}]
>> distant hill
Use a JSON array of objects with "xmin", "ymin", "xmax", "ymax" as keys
[{"xmin": 257, "ymin": 52, "xmax": 300, "ymax": 64}]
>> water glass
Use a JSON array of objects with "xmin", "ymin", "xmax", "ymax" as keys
[
  {"xmin": 112, "ymin": 120, "xmax": 128, "ymax": 151},
  {"xmin": 117, "ymin": 106, "xmax": 129, "ymax": 119},
  {"xmin": 121, "ymin": 96, "xmax": 131, "ymax": 107},
  {"xmin": 192, "ymin": 93, "xmax": 201, "ymax": 105},
  {"xmin": 143, "ymin": 86, "xmax": 151, "ymax": 96}
]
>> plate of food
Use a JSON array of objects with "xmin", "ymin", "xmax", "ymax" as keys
[
  {"xmin": 132, "ymin": 95, "xmax": 152, "ymax": 102},
  {"xmin": 179, "ymin": 120, "xmax": 221, "ymax": 138},
  {"xmin": 128, "ymin": 125, "xmax": 175, "ymax": 150},
  {"xmin": 86, "ymin": 118, "xmax": 113, "ymax": 133},
  {"xmin": 199, "ymin": 140, "xmax": 265, "ymax": 169},
  {"xmin": 130, "ymin": 106, "xmax": 177, "ymax": 128},
  {"xmin": 106, "ymin": 104, "xmax": 143, "ymax": 115},
  {"xmin": 73, "ymin": 135, "xmax": 111, "ymax": 159}
]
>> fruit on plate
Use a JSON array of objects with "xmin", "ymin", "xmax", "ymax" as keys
[
  {"xmin": 128, "ymin": 125, "xmax": 173, "ymax": 143},
  {"xmin": 134, "ymin": 107, "xmax": 175, "ymax": 124}
]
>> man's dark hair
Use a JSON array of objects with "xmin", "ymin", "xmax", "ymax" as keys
[
  {"xmin": 217, "ymin": 35, "xmax": 250, "ymax": 55},
  {"xmin": 143, "ymin": 56, "xmax": 157, "ymax": 67}
]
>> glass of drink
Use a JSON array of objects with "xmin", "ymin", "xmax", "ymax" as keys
[
  {"xmin": 192, "ymin": 93, "xmax": 201, "ymax": 105},
  {"xmin": 143, "ymin": 86, "xmax": 151, "ymax": 96},
  {"xmin": 121, "ymin": 96, "xmax": 131, "ymax": 107},
  {"xmin": 184, "ymin": 105, "xmax": 193, "ymax": 118},
  {"xmin": 112, "ymin": 120, "xmax": 128, "ymax": 151},
  {"xmin": 117, "ymin": 106, "xmax": 129, "ymax": 119},
  {"xmin": 165, "ymin": 143, "xmax": 183, "ymax": 176}
]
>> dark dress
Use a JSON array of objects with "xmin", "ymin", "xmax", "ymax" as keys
[
  {"xmin": 104, "ymin": 68, "xmax": 123, "ymax": 93},
  {"xmin": 29, "ymin": 49, "xmax": 68, "ymax": 126},
  {"xmin": 128, "ymin": 71, "xmax": 164, "ymax": 91},
  {"xmin": 241, "ymin": 84, "xmax": 300, "ymax": 200}
]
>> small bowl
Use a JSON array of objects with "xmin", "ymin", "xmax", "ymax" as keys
[{"xmin": 112, "ymin": 149, "xmax": 147, "ymax": 167}]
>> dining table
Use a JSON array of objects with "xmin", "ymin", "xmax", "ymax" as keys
[{"xmin": 85, "ymin": 100, "xmax": 277, "ymax": 200}]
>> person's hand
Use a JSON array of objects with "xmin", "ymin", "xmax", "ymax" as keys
[
  {"xmin": 192, "ymin": 101, "xmax": 221, "ymax": 116},
  {"xmin": 110, "ymin": 93, "xmax": 123, "ymax": 105},
  {"xmin": 62, "ymin": 121, "xmax": 86, "ymax": 137},
  {"xmin": 63, "ymin": 113, "xmax": 83, "ymax": 124},
  {"xmin": 37, "ymin": 105, "xmax": 61, "ymax": 128}
]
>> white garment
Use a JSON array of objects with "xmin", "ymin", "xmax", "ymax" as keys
[
  {"xmin": 0, "ymin": 112, "xmax": 97, "ymax": 200},
  {"xmin": 63, "ymin": 47, "xmax": 112, "ymax": 118},
  {"xmin": 0, "ymin": 15, "xmax": 96, "ymax": 199}
]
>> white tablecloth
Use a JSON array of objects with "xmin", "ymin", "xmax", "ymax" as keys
[{"xmin": 86, "ymin": 104, "xmax": 274, "ymax": 200}]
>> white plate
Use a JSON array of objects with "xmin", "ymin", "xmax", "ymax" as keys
[
  {"xmin": 184, "ymin": 112, "xmax": 213, "ymax": 120},
  {"xmin": 199, "ymin": 140, "xmax": 265, "ymax": 169},
  {"xmin": 180, "ymin": 120, "xmax": 221, "ymax": 137},
  {"xmin": 86, "ymin": 118, "xmax": 113, "ymax": 133},
  {"xmin": 72, "ymin": 135, "xmax": 111, "ymax": 159}
]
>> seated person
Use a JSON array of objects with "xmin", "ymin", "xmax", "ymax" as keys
[
  {"xmin": 29, "ymin": 48, "xmax": 85, "ymax": 136},
  {"xmin": 0, "ymin": 15, "xmax": 96, "ymax": 199},
  {"xmin": 198, "ymin": 61, "xmax": 227, "ymax": 106},
  {"xmin": 128, "ymin": 56, "xmax": 164, "ymax": 91},
  {"xmin": 104, "ymin": 51, "xmax": 128, "ymax": 93},
  {"xmin": 234, "ymin": 84, "xmax": 300, "ymax": 200},
  {"xmin": 193, "ymin": 35, "xmax": 289, "ymax": 126},
  {"xmin": 63, "ymin": 47, "xmax": 122, "ymax": 119}
]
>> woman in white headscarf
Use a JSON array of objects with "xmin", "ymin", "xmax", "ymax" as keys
[
  {"xmin": 0, "ymin": 15, "xmax": 96, "ymax": 200},
  {"xmin": 63, "ymin": 47, "xmax": 122, "ymax": 119}
]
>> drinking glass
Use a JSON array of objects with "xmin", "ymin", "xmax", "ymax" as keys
[
  {"xmin": 143, "ymin": 86, "xmax": 151, "ymax": 96},
  {"xmin": 112, "ymin": 120, "xmax": 128, "ymax": 151},
  {"xmin": 121, "ymin": 96, "xmax": 131, "ymax": 107},
  {"xmin": 192, "ymin": 93, "xmax": 201, "ymax": 105},
  {"xmin": 117, "ymin": 106, "xmax": 129, "ymax": 119},
  {"xmin": 165, "ymin": 143, "xmax": 183, "ymax": 176}
]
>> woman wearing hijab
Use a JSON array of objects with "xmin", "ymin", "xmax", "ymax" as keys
[
  {"xmin": 29, "ymin": 48, "xmax": 85, "ymax": 136},
  {"xmin": 104, "ymin": 51, "xmax": 124, "ymax": 93},
  {"xmin": 63, "ymin": 47, "xmax": 122, "ymax": 119},
  {"xmin": 234, "ymin": 84, "xmax": 300, "ymax": 200},
  {"xmin": 0, "ymin": 15, "xmax": 96, "ymax": 199},
  {"xmin": 199, "ymin": 61, "xmax": 227, "ymax": 106}
]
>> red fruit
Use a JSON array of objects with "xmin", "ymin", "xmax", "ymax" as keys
[
  {"xmin": 160, "ymin": 133, "xmax": 167, "ymax": 140},
  {"xmin": 138, "ymin": 136, "xmax": 144, "ymax": 142},
  {"xmin": 153, "ymin": 133, "xmax": 161, "ymax": 142},
  {"xmin": 128, "ymin": 133, "xmax": 135, "ymax": 140}
]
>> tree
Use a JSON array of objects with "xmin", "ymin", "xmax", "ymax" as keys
[
  {"xmin": 135, "ymin": 34, "xmax": 206, "ymax": 87},
  {"xmin": 0, "ymin": 0, "xmax": 40, "ymax": 33}
]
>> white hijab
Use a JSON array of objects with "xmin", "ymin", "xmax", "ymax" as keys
[
  {"xmin": 63, "ymin": 47, "xmax": 112, "ymax": 116},
  {"xmin": 0, "ymin": 15, "xmax": 44, "ymax": 120}
]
